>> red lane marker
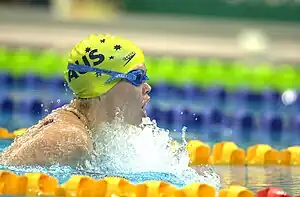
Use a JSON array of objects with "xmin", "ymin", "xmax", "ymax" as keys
[{"xmin": 257, "ymin": 187, "xmax": 292, "ymax": 197}]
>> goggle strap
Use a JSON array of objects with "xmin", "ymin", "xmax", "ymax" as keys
[
  {"xmin": 105, "ymin": 73, "xmax": 127, "ymax": 84},
  {"xmin": 68, "ymin": 64, "xmax": 123, "ymax": 77}
]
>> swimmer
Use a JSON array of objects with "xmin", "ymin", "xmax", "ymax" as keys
[{"xmin": 1, "ymin": 34, "xmax": 151, "ymax": 166}]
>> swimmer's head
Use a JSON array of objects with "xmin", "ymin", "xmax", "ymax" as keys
[{"xmin": 65, "ymin": 34, "xmax": 151, "ymax": 125}]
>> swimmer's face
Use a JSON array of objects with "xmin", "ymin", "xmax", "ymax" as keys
[{"xmin": 108, "ymin": 64, "xmax": 151, "ymax": 125}]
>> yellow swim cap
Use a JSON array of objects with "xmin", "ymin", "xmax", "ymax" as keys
[{"xmin": 64, "ymin": 34, "xmax": 145, "ymax": 98}]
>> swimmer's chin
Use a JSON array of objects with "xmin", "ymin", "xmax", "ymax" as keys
[
  {"xmin": 135, "ymin": 109, "xmax": 147, "ymax": 126},
  {"xmin": 142, "ymin": 109, "xmax": 147, "ymax": 117},
  {"xmin": 124, "ymin": 109, "xmax": 148, "ymax": 126}
]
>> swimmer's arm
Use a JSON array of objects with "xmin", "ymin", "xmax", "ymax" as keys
[{"xmin": 4, "ymin": 128, "xmax": 90, "ymax": 165}]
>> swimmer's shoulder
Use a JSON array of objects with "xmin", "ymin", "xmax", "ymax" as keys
[
  {"xmin": 42, "ymin": 106, "xmax": 90, "ymax": 136},
  {"xmin": 1, "ymin": 106, "xmax": 92, "ymax": 165},
  {"xmin": 22, "ymin": 106, "xmax": 92, "ymax": 148},
  {"xmin": 31, "ymin": 105, "xmax": 87, "ymax": 133}
]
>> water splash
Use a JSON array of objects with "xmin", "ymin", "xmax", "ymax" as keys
[{"xmin": 79, "ymin": 116, "xmax": 221, "ymax": 189}]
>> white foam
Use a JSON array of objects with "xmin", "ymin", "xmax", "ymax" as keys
[{"xmin": 79, "ymin": 116, "xmax": 221, "ymax": 189}]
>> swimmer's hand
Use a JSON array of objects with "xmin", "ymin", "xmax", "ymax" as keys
[{"xmin": 1, "ymin": 126, "xmax": 90, "ymax": 166}]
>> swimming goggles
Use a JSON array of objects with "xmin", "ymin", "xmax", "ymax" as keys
[{"xmin": 68, "ymin": 64, "xmax": 149, "ymax": 86}]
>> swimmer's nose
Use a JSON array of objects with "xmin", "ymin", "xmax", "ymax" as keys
[{"xmin": 143, "ymin": 83, "xmax": 151, "ymax": 95}]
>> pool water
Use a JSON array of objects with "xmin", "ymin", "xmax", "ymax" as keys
[
  {"xmin": 1, "ymin": 116, "xmax": 299, "ymax": 196},
  {"xmin": 0, "ymin": 164, "xmax": 188, "ymax": 188},
  {"xmin": 212, "ymin": 166, "xmax": 300, "ymax": 195},
  {"xmin": 0, "ymin": 140, "xmax": 12, "ymax": 151},
  {"xmin": 0, "ymin": 141, "xmax": 188, "ymax": 187},
  {"xmin": 1, "ymin": 139, "xmax": 300, "ymax": 195}
]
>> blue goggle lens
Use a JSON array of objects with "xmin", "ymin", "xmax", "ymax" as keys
[{"xmin": 126, "ymin": 69, "xmax": 149, "ymax": 86}]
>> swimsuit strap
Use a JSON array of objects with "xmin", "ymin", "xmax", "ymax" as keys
[{"xmin": 61, "ymin": 104, "xmax": 89, "ymax": 130}]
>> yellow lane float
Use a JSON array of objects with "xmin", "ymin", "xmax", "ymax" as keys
[
  {"xmin": 210, "ymin": 142, "xmax": 245, "ymax": 165},
  {"xmin": 246, "ymin": 144, "xmax": 279, "ymax": 165}
]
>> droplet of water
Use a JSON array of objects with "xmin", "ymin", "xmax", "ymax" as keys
[
  {"xmin": 180, "ymin": 111, "xmax": 183, "ymax": 115},
  {"xmin": 40, "ymin": 104, "xmax": 44, "ymax": 108},
  {"xmin": 57, "ymin": 99, "xmax": 61, "ymax": 103},
  {"xmin": 181, "ymin": 126, "xmax": 187, "ymax": 145},
  {"xmin": 44, "ymin": 109, "xmax": 49, "ymax": 112}
]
